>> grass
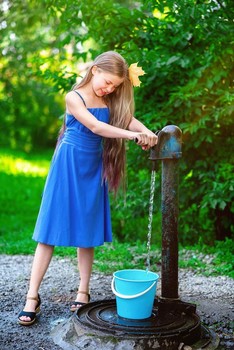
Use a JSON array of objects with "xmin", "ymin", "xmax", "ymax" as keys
[
  {"xmin": 179, "ymin": 238, "xmax": 234, "ymax": 278},
  {"xmin": 0, "ymin": 148, "xmax": 233, "ymax": 278}
]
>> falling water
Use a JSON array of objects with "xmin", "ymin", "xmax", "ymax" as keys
[{"xmin": 146, "ymin": 169, "xmax": 156, "ymax": 272}]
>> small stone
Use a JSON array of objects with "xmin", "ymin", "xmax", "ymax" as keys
[{"xmin": 178, "ymin": 342, "xmax": 184, "ymax": 350}]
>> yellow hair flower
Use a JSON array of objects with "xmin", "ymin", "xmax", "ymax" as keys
[{"xmin": 128, "ymin": 62, "xmax": 145, "ymax": 87}]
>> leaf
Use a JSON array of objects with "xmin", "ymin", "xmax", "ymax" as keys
[
  {"xmin": 219, "ymin": 201, "xmax": 227, "ymax": 210},
  {"xmin": 128, "ymin": 63, "xmax": 145, "ymax": 87},
  {"xmin": 166, "ymin": 56, "xmax": 180, "ymax": 65}
]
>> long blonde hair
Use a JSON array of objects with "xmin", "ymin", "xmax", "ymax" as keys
[{"xmin": 72, "ymin": 51, "xmax": 134, "ymax": 192}]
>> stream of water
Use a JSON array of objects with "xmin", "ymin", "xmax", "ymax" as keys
[{"xmin": 146, "ymin": 169, "xmax": 156, "ymax": 272}]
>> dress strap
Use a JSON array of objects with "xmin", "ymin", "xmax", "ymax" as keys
[{"xmin": 73, "ymin": 90, "xmax": 86, "ymax": 107}]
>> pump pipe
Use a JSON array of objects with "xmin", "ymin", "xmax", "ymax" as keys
[{"xmin": 149, "ymin": 125, "xmax": 182, "ymax": 300}]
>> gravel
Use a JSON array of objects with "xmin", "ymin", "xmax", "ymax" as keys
[{"xmin": 0, "ymin": 254, "xmax": 233, "ymax": 350}]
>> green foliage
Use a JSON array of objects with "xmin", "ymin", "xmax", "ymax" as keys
[
  {"xmin": 0, "ymin": 149, "xmax": 53, "ymax": 253},
  {"xmin": 94, "ymin": 240, "xmax": 161, "ymax": 273},
  {"xmin": 0, "ymin": 0, "xmax": 65, "ymax": 150},
  {"xmin": 1, "ymin": 149, "xmax": 233, "ymax": 279},
  {"xmin": 110, "ymin": 152, "xmax": 162, "ymax": 245},
  {"xmin": 0, "ymin": 0, "xmax": 233, "ymax": 244},
  {"xmin": 179, "ymin": 238, "xmax": 234, "ymax": 278}
]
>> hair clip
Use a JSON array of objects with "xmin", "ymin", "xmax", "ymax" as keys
[{"xmin": 128, "ymin": 63, "xmax": 145, "ymax": 87}]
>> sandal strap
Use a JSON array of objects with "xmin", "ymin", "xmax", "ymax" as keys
[
  {"xmin": 18, "ymin": 310, "xmax": 36, "ymax": 318},
  {"xmin": 27, "ymin": 296, "xmax": 39, "ymax": 302},
  {"xmin": 77, "ymin": 290, "xmax": 90, "ymax": 302},
  {"xmin": 72, "ymin": 301, "xmax": 86, "ymax": 306},
  {"xmin": 77, "ymin": 291, "xmax": 89, "ymax": 296}
]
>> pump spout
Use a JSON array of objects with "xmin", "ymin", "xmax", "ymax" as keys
[{"xmin": 149, "ymin": 125, "xmax": 182, "ymax": 161}]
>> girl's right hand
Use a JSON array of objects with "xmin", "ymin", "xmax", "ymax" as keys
[{"xmin": 133, "ymin": 132, "xmax": 158, "ymax": 150}]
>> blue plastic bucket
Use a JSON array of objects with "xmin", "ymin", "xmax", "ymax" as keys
[{"xmin": 111, "ymin": 269, "xmax": 159, "ymax": 319}]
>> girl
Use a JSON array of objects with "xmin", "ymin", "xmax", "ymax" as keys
[{"xmin": 18, "ymin": 51, "xmax": 158, "ymax": 326}]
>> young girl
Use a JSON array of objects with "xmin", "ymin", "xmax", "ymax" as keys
[{"xmin": 18, "ymin": 51, "xmax": 158, "ymax": 326}]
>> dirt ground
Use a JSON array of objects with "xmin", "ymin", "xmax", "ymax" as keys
[{"xmin": 0, "ymin": 255, "xmax": 233, "ymax": 350}]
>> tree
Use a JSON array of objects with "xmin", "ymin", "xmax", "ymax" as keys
[{"xmin": 0, "ymin": 0, "xmax": 71, "ymax": 150}]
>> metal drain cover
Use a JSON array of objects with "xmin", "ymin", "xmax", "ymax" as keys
[
  {"xmin": 77, "ymin": 299, "xmax": 200, "ymax": 340},
  {"xmin": 74, "ymin": 299, "xmax": 219, "ymax": 349}
]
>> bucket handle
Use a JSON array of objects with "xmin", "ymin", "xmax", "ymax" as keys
[{"xmin": 111, "ymin": 278, "xmax": 156, "ymax": 300}]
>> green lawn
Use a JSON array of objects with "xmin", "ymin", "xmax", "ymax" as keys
[{"xmin": 0, "ymin": 148, "xmax": 233, "ymax": 277}]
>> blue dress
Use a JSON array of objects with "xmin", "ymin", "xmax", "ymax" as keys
[{"xmin": 32, "ymin": 101, "xmax": 112, "ymax": 248}]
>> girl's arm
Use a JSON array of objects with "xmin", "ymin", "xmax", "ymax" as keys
[
  {"xmin": 65, "ymin": 92, "xmax": 157, "ymax": 148},
  {"xmin": 128, "ymin": 117, "xmax": 158, "ymax": 149},
  {"xmin": 128, "ymin": 117, "xmax": 154, "ymax": 135}
]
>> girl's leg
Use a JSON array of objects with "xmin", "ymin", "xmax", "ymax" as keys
[
  {"xmin": 19, "ymin": 243, "xmax": 54, "ymax": 321},
  {"xmin": 74, "ymin": 247, "xmax": 94, "ymax": 303}
]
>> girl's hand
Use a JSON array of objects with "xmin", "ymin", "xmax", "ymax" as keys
[{"xmin": 134, "ymin": 132, "xmax": 158, "ymax": 150}]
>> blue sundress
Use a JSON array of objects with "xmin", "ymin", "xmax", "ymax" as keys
[{"xmin": 32, "ymin": 94, "xmax": 112, "ymax": 247}]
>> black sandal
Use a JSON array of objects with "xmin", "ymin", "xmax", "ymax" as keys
[
  {"xmin": 18, "ymin": 294, "xmax": 41, "ymax": 326},
  {"xmin": 70, "ymin": 291, "xmax": 90, "ymax": 312}
]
